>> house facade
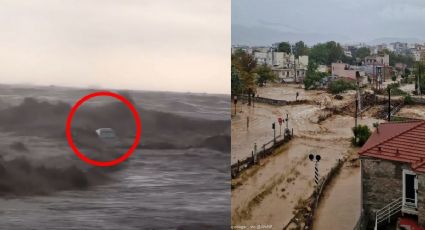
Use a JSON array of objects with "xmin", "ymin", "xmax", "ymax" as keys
[
  {"xmin": 359, "ymin": 121, "xmax": 425, "ymax": 229},
  {"xmin": 364, "ymin": 54, "xmax": 390, "ymax": 66},
  {"xmin": 252, "ymin": 49, "xmax": 308, "ymax": 83}
]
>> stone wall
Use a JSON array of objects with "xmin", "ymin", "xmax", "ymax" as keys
[
  {"xmin": 418, "ymin": 174, "xmax": 425, "ymax": 226},
  {"xmin": 361, "ymin": 158, "xmax": 407, "ymax": 226}
]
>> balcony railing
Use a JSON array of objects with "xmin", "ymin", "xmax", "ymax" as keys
[{"xmin": 374, "ymin": 197, "xmax": 418, "ymax": 230}]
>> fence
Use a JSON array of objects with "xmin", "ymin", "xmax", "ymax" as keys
[
  {"xmin": 240, "ymin": 95, "xmax": 309, "ymax": 107},
  {"xmin": 231, "ymin": 130, "xmax": 293, "ymax": 179},
  {"xmin": 283, "ymin": 158, "xmax": 345, "ymax": 230}
]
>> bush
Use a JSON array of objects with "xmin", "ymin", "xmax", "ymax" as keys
[
  {"xmin": 387, "ymin": 82, "xmax": 407, "ymax": 96},
  {"xmin": 391, "ymin": 75, "xmax": 397, "ymax": 81},
  {"xmin": 328, "ymin": 79, "xmax": 356, "ymax": 94},
  {"xmin": 351, "ymin": 125, "xmax": 371, "ymax": 147},
  {"xmin": 404, "ymin": 94, "xmax": 414, "ymax": 105},
  {"xmin": 304, "ymin": 61, "xmax": 327, "ymax": 90}
]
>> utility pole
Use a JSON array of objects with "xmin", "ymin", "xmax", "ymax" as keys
[
  {"xmin": 253, "ymin": 143, "xmax": 257, "ymax": 164},
  {"xmin": 291, "ymin": 43, "xmax": 297, "ymax": 83},
  {"xmin": 356, "ymin": 72, "xmax": 362, "ymax": 117},
  {"xmin": 355, "ymin": 99, "xmax": 358, "ymax": 127},
  {"xmin": 388, "ymin": 88, "xmax": 391, "ymax": 122},
  {"xmin": 418, "ymin": 63, "xmax": 422, "ymax": 97}
]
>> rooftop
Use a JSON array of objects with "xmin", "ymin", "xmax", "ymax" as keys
[{"xmin": 359, "ymin": 120, "xmax": 425, "ymax": 173}]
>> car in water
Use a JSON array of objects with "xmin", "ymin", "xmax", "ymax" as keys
[
  {"xmin": 95, "ymin": 128, "xmax": 121, "ymax": 146},
  {"xmin": 95, "ymin": 128, "xmax": 117, "ymax": 139}
]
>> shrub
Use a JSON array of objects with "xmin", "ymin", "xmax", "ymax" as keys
[
  {"xmin": 387, "ymin": 82, "xmax": 407, "ymax": 96},
  {"xmin": 404, "ymin": 94, "xmax": 414, "ymax": 105},
  {"xmin": 328, "ymin": 79, "xmax": 356, "ymax": 94},
  {"xmin": 351, "ymin": 125, "xmax": 371, "ymax": 147},
  {"xmin": 391, "ymin": 75, "xmax": 397, "ymax": 81}
]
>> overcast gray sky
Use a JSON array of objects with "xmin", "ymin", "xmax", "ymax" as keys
[
  {"xmin": 232, "ymin": 0, "xmax": 425, "ymax": 46},
  {"xmin": 0, "ymin": 0, "xmax": 230, "ymax": 94}
]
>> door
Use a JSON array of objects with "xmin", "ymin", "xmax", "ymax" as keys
[{"xmin": 403, "ymin": 170, "xmax": 417, "ymax": 209}]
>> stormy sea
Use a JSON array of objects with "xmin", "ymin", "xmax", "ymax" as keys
[{"xmin": 0, "ymin": 84, "xmax": 230, "ymax": 229}]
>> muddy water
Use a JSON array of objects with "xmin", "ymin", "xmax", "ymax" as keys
[
  {"xmin": 398, "ymin": 105, "xmax": 425, "ymax": 119},
  {"xmin": 232, "ymin": 137, "xmax": 352, "ymax": 228},
  {"xmin": 232, "ymin": 85, "xmax": 380, "ymax": 228},
  {"xmin": 256, "ymin": 84, "xmax": 314, "ymax": 101},
  {"xmin": 314, "ymin": 166, "xmax": 361, "ymax": 230},
  {"xmin": 231, "ymin": 101, "xmax": 375, "ymax": 164}
]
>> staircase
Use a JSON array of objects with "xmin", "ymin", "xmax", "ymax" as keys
[{"xmin": 374, "ymin": 198, "xmax": 403, "ymax": 230}]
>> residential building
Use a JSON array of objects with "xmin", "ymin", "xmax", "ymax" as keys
[
  {"xmin": 317, "ymin": 65, "xmax": 329, "ymax": 73},
  {"xmin": 331, "ymin": 61, "xmax": 365, "ymax": 82},
  {"xmin": 365, "ymin": 54, "xmax": 390, "ymax": 66},
  {"xmin": 359, "ymin": 121, "xmax": 425, "ymax": 229},
  {"xmin": 252, "ymin": 48, "xmax": 308, "ymax": 83},
  {"xmin": 391, "ymin": 42, "xmax": 408, "ymax": 54},
  {"xmin": 344, "ymin": 50, "xmax": 352, "ymax": 57}
]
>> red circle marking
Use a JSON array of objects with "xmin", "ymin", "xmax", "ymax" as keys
[{"xmin": 65, "ymin": 91, "xmax": 142, "ymax": 167}]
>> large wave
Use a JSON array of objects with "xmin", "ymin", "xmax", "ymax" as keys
[{"xmin": 0, "ymin": 91, "xmax": 229, "ymax": 196}]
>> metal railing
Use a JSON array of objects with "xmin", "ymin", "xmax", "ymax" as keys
[
  {"xmin": 374, "ymin": 197, "xmax": 402, "ymax": 230},
  {"xmin": 231, "ymin": 132, "xmax": 293, "ymax": 179}
]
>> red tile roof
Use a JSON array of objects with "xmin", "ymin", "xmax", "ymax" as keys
[
  {"xmin": 359, "ymin": 120, "xmax": 425, "ymax": 173},
  {"xmin": 399, "ymin": 217, "xmax": 425, "ymax": 230}
]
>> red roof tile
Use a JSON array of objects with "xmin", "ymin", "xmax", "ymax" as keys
[{"xmin": 359, "ymin": 120, "xmax": 425, "ymax": 173}]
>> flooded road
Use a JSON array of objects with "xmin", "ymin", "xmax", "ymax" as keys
[
  {"xmin": 313, "ymin": 166, "xmax": 361, "ymax": 230},
  {"xmin": 232, "ymin": 84, "xmax": 379, "ymax": 229},
  {"xmin": 398, "ymin": 104, "xmax": 425, "ymax": 119}
]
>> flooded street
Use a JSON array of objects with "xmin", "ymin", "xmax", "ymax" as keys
[
  {"xmin": 313, "ymin": 166, "xmax": 361, "ymax": 230},
  {"xmin": 398, "ymin": 104, "xmax": 425, "ymax": 119},
  {"xmin": 232, "ymin": 84, "xmax": 379, "ymax": 229}
]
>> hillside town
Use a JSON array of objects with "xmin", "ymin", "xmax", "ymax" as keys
[
  {"xmin": 231, "ymin": 40, "xmax": 425, "ymax": 230},
  {"xmin": 232, "ymin": 41, "xmax": 425, "ymax": 88}
]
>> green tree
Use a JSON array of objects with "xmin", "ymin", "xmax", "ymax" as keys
[
  {"xmin": 328, "ymin": 79, "xmax": 356, "ymax": 94},
  {"xmin": 304, "ymin": 62, "xmax": 325, "ymax": 89},
  {"xmin": 294, "ymin": 41, "xmax": 309, "ymax": 58},
  {"xmin": 414, "ymin": 61, "xmax": 425, "ymax": 94},
  {"xmin": 352, "ymin": 125, "xmax": 371, "ymax": 147},
  {"xmin": 309, "ymin": 41, "xmax": 345, "ymax": 65},
  {"xmin": 255, "ymin": 64, "xmax": 276, "ymax": 86},
  {"xmin": 231, "ymin": 66, "xmax": 243, "ymax": 95},
  {"xmin": 326, "ymin": 41, "xmax": 345, "ymax": 65},
  {"xmin": 309, "ymin": 43, "xmax": 328, "ymax": 65},
  {"xmin": 355, "ymin": 47, "xmax": 370, "ymax": 60},
  {"xmin": 277, "ymin": 42, "xmax": 291, "ymax": 53},
  {"xmin": 231, "ymin": 49, "xmax": 257, "ymax": 93},
  {"xmin": 389, "ymin": 52, "xmax": 414, "ymax": 68}
]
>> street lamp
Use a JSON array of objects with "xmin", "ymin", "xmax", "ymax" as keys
[
  {"xmin": 309, "ymin": 153, "xmax": 321, "ymax": 187},
  {"xmin": 233, "ymin": 95, "xmax": 238, "ymax": 116}
]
